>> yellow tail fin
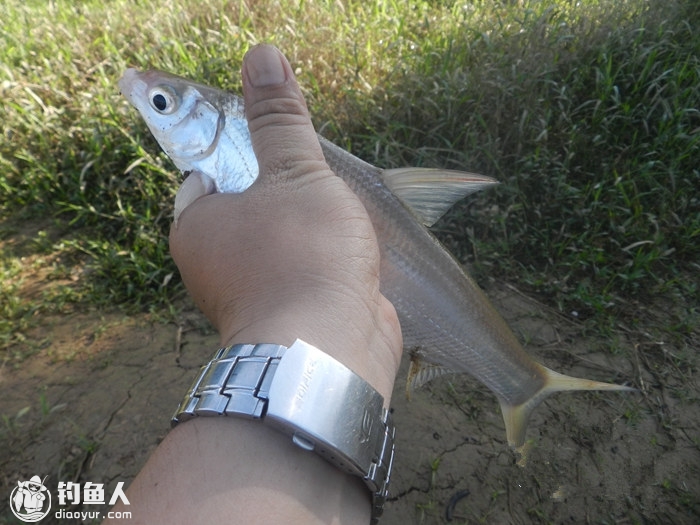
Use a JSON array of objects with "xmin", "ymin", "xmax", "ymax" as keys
[{"xmin": 500, "ymin": 366, "xmax": 636, "ymax": 450}]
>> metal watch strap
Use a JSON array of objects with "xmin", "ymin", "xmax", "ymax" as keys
[{"xmin": 172, "ymin": 339, "xmax": 395, "ymax": 523}]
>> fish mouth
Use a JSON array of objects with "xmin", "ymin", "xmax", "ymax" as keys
[{"xmin": 118, "ymin": 68, "xmax": 148, "ymax": 107}]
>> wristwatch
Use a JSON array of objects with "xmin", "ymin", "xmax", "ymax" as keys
[{"xmin": 172, "ymin": 339, "xmax": 395, "ymax": 523}]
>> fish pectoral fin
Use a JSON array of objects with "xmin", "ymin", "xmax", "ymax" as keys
[
  {"xmin": 500, "ymin": 366, "xmax": 637, "ymax": 449},
  {"xmin": 406, "ymin": 358, "xmax": 456, "ymax": 399},
  {"xmin": 173, "ymin": 170, "xmax": 217, "ymax": 226},
  {"xmin": 381, "ymin": 168, "xmax": 498, "ymax": 226}
]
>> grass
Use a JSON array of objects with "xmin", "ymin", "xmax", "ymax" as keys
[{"xmin": 1, "ymin": 0, "xmax": 698, "ymax": 353}]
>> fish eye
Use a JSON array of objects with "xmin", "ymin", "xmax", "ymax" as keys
[{"xmin": 148, "ymin": 86, "xmax": 178, "ymax": 114}]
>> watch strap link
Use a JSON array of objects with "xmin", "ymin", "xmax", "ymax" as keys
[
  {"xmin": 172, "ymin": 339, "xmax": 394, "ymax": 523},
  {"xmin": 173, "ymin": 342, "xmax": 285, "ymax": 422}
]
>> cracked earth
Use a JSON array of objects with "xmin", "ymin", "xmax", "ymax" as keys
[{"xmin": 1, "ymin": 281, "xmax": 699, "ymax": 524}]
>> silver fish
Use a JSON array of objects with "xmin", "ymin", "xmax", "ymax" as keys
[{"xmin": 119, "ymin": 68, "xmax": 634, "ymax": 448}]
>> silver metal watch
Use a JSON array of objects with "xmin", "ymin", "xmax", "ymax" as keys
[{"xmin": 172, "ymin": 339, "xmax": 395, "ymax": 523}]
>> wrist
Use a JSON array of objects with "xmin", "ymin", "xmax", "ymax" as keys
[{"xmin": 216, "ymin": 288, "xmax": 402, "ymax": 406}]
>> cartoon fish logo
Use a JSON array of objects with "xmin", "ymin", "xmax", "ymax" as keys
[{"xmin": 10, "ymin": 475, "xmax": 51, "ymax": 523}]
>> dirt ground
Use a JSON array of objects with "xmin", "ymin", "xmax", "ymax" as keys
[{"xmin": 1, "ymin": 244, "xmax": 699, "ymax": 524}]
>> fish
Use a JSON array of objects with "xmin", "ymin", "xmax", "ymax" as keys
[{"xmin": 119, "ymin": 68, "xmax": 635, "ymax": 449}]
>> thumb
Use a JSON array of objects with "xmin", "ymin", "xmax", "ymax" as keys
[{"xmin": 241, "ymin": 45, "xmax": 327, "ymax": 183}]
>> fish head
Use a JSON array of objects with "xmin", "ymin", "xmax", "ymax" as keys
[{"xmin": 119, "ymin": 68, "xmax": 243, "ymax": 176}]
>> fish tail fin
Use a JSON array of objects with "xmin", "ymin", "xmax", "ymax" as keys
[{"xmin": 500, "ymin": 366, "xmax": 636, "ymax": 451}]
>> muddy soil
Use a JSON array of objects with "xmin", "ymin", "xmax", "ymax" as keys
[{"xmin": 1, "ymin": 280, "xmax": 699, "ymax": 524}]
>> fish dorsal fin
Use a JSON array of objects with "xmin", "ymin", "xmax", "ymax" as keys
[
  {"xmin": 406, "ymin": 357, "xmax": 456, "ymax": 400},
  {"xmin": 381, "ymin": 168, "xmax": 498, "ymax": 226}
]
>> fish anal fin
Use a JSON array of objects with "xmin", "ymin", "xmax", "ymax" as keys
[
  {"xmin": 381, "ymin": 168, "xmax": 498, "ymax": 226},
  {"xmin": 406, "ymin": 357, "xmax": 456, "ymax": 400},
  {"xmin": 500, "ymin": 366, "xmax": 637, "ymax": 449}
]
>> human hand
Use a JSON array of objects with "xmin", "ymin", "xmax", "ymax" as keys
[{"xmin": 169, "ymin": 45, "xmax": 402, "ymax": 404}]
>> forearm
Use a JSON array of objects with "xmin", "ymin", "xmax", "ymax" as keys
[{"xmin": 107, "ymin": 417, "xmax": 370, "ymax": 524}]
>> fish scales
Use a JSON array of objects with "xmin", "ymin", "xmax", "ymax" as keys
[
  {"xmin": 317, "ymin": 137, "xmax": 547, "ymax": 404},
  {"xmin": 119, "ymin": 68, "xmax": 634, "ymax": 448}
]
